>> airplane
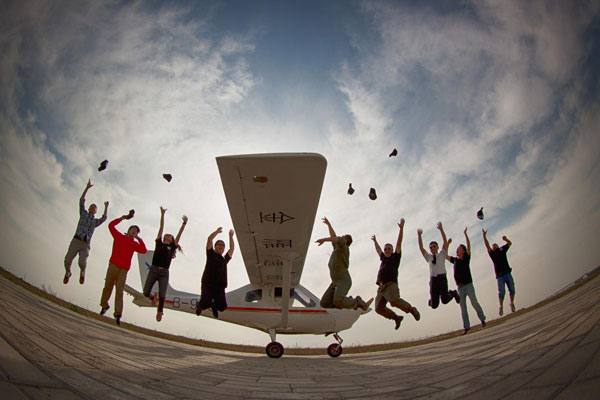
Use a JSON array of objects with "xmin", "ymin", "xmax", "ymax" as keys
[{"xmin": 124, "ymin": 153, "xmax": 371, "ymax": 358}]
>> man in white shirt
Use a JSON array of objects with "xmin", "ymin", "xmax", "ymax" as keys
[{"xmin": 417, "ymin": 222, "xmax": 460, "ymax": 309}]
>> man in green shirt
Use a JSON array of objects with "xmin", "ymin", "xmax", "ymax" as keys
[{"xmin": 316, "ymin": 217, "xmax": 372, "ymax": 310}]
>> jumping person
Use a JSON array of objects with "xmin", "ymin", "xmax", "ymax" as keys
[
  {"xmin": 195, "ymin": 227, "xmax": 234, "ymax": 318},
  {"xmin": 64, "ymin": 179, "xmax": 109, "ymax": 285},
  {"xmin": 483, "ymin": 230, "xmax": 515, "ymax": 316},
  {"xmin": 446, "ymin": 227, "xmax": 486, "ymax": 334},
  {"xmin": 417, "ymin": 222, "xmax": 460, "ymax": 309},
  {"xmin": 143, "ymin": 207, "xmax": 187, "ymax": 322},
  {"xmin": 371, "ymin": 218, "xmax": 420, "ymax": 330},
  {"xmin": 100, "ymin": 212, "xmax": 147, "ymax": 326},
  {"xmin": 316, "ymin": 217, "xmax": 372, "ymax": 311}
]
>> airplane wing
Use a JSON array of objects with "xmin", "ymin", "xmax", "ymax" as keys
[{"xmin": 216, "ymin": 153, "xmax": 327, "ymax": 287}]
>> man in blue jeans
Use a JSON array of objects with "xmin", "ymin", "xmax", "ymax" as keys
[
  {"xmin": 446, "ymin": 227, "xmax": 486, "ymax": 334},
  {"xmin": 483, "ymin": 229, "xmax": 515, "ymax": 316}
]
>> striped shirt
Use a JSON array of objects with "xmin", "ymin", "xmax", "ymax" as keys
[{"xmin": 74, "ymin": 198, "xmax": 106, "ymax": 244}]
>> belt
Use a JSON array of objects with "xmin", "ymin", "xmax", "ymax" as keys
[
  {"xmin": 153, "ymin": 265, "xmax": 169, "ymax": 270},
  {"xmin": 74, "ymin": 235, "xmax": 87, "ymax": 242}
]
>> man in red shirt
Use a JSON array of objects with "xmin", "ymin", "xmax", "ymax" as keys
[{"xmin": 100, "ymin": 212, "xmax": 147, "ymax": 325}]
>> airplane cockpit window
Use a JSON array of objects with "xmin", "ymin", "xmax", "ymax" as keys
[
  {"xmin": 274, "ymin": 287, "xmax": 316, "ymax": 308},
  {"xmin": 245, "ymin": 289, "xmax": 262, "ymax": 303}
]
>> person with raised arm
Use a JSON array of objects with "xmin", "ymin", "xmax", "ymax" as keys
[
  {"xmin": 316, "ymin": 217, "xmax": 372, "ymax": 311},
  {"xmin": 143, "ymin": 207, "xmax": 187, "ymax": 322},
  {"xmin": 99, "ymin": 210, "xmax": 147, "ymax": 326},
  {"xmin": 196, "ymin": 227, "xmax": 235, "ymax": 318},
  {"xmin": 446, "ymin": 227, "xmax": 486, "ymax": 334},
  {"xmin": 64, "ymin": 179, "xmax": 109, "ymax": 285},
  {"xmin": 417, "ymin": 222, "xmax": 460, "ymax": 309},
  {"xmin": 483, "ymin": 230, "xmax": 515, "ymax": 316},
  {"xmin": 371, "ymin": 218, "xmax": 420, "ymax": 330}
]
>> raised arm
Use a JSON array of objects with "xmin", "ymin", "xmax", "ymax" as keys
[
  {"xmin": 315, "ymin": 236, "xmax": 340, "ymax": 246},
  {"xmin": 464, "ymin": 227, "xmax": 471, "ymax": 255},
  {"xmin": 227, "ymin": 229, "xmax": 235, "ymax": 257},
  {"xmin": 371, "ymin": 235, "xmax": 383, "ymax": 256},
  {"xmin": 157, "ymin": 206, "xmax": 166, "ymax": 240},
  {"xmin": 482, "ymin": 229, "xmax": 492, "ymax": 253},
  {"xmin": 417, "ymin": 229, "xmax": 427, "ymax": 258},
  {"xmin": 502, "ymin": 235, "xmax": 512, "ymax": 249},
  {"xmin": 438, "ymin": 222, "xmax": 449, "ymax": 252},
  {"xmin": 445, "ymin": 238, "xmax": 453, "ymax": 261},
  {"xmin": 322, "ymin": 217, "xmax": 336, "ymax": 237},
  {"xmin": 395, "ymin": 218, "xmax": 405, "ymax": 253},
  {"xmin": 174, "ymin": 215, "xmax": 188, "ymax": 245},
  {"xmin": 207, "ymin": 227, "xmax": 222, "ymax": 250},
  {"xmin": 102, "ymin": 201, "xmax": 109, "ymax": 218},
  {"xmin": 80, "ymin": 179, "xmax": 93, "ymax": 202}
]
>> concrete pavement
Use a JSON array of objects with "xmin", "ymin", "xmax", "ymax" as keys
[{"xmin": 0, "ymin": 273, "xmax": 599, "ymax": 399}]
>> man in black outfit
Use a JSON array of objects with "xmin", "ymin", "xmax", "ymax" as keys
[
  {"xmin": 196, "ymin": 227, "xmax": 234, "ymax": 318},
  {"xmin": 371, "ymin": 219, "xmax": 420, "ymax": 330}
]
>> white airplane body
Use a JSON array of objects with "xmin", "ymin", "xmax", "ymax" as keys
[{"xmin": 125, "ymin": 153, "xmax": 369, "ymax": 357}]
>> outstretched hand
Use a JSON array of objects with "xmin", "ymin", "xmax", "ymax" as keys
[
  {"xmin": 322, "ymin": 217, "xmax": 330, "ymax": 226},
  {"xmin": 160, "ymin": 206, "xmax": 167, "ymax": 214},
  {"xmin": 104, "ymin": 201, "xmax": 109, "ymax": 207},
  {"xmin": 214, "ymin": 227, "xmax": 223, "ymax": 235},
  {"xmin": 448, "ymin": 238, "xmax": 453, "ymax": 245},
  {"xmin": 464, "ymin": 226, "xmax": 468, "ymax": 234},
  {"xmin": 371, "ymin": 235, "xmax": 376, "ymax": 242},
  {"xmin": 182, "ymin": 215, "xmax": 188, "ymax": 223},
  {"xmin": 86, "ymin": 179, "xmax": 93, "ymax": 189},
  {"xmin": 398, "ymin": 218, "xmax": 405, "ymax": 229},
  {"xmin": 417, "ymin": 228, "xmax": 423, "ymax": 236},
  {"xmin": 316, "ymin": 238, "xmax": 326, "ymax": 246},
  {"xmin": 502, "ymin": 235, "xmax": 508, "ymax": 241},
  {"xmin": 436, "ymin": 221, "xmax": 443, "ymax": 231},
  {"xmin": 229, "ymin": 229, "xmax": 235, "ymax": 237},
  {"xmin": 482, "ymin": 229, "xmax": 487, "ymax": 235}
]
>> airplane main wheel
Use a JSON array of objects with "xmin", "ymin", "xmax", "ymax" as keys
[
  {"xmin": 327, "ymin": 343, "xmax": 343, "ymax": 358},
  {"xmin": 266, "ymin": 341, "xmax": 284, "ymax": 358}
]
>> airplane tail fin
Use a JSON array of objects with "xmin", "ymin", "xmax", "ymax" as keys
[{"xmin": 123, "ymin": 251, "xmax": 155, "ymax": 308}]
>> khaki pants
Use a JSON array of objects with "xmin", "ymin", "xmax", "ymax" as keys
[
  {"xmin": 100, "ymin": 263, "xmax": 128, "ymax": 317},
  {"xmin": 64, "ymin": 237, "xmax": 90, "ymax": 274},
  {"xmin": 375, "ymin": 282, "xmax": 412, "ymax": 320},
  {"xmin": 320, "ymin": 275, "xmax": 356, "ymax": 309}
]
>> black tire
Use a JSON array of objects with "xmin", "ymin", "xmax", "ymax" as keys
[
  {"xmin": 327, "ymin": 343, "xmax": 343, "ymax": 358},
  {"xmin": 266, "ymin": 341, "xmax": 284, "ymax": 358}
]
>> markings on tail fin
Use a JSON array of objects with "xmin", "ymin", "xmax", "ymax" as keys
[{"xmin": 145, "ymin": 262, "xmax": 151, "ymax": 269}]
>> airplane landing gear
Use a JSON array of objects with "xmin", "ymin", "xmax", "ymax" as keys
[
  {"xmin": 266, "ymin": 329, "xmax": 284, "ymax": 358},
  {"xmin": 326, "ymin": 332, "xmax": 343, "ymax": 358},
  {"xmin": 266, "ymin": 341, "xmax": 284, "ymax": 358}
]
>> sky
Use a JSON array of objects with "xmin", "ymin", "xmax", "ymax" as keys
[{"xmin": 1, "ymin": 0, "xmax": 599, "ymax": 349}]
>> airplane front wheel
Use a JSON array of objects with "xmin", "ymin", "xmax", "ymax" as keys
[
  {"xmin": 327, "ymin": 343, "xmax": 343, "ymax": 358},
  {"xmin": 266, "ymin": 341, "xmax": 284, "ymax": 358}
]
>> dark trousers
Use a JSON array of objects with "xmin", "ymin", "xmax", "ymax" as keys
[
  {"xmin": 197, "ymin": 286, "xmax": 227, "ymax": 313},
  {"xmin": 143, "ymin": 265, "xmax": 169, "ymax": 312},
  {"xmin": 429, "ymin": 274, "xmax": 456, "ymax": 309}
]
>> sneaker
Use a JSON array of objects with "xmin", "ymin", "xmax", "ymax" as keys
[
  {"xmin": 195, "ymin": 305, "xmax": 202, "ymax": 316},
  {"xmin": 510, "ymin": 303, "xmax": 516, "ymax": 313},
  {"xmin": 211, "ymin": 303, "xmax": 219, "ymax": 318},
  {"xmin": 410, "ymin": 307, "xmax": 421, "ymax": 321},
  {"xmin": 463, "ymin": 328, "xmax": 470, "ymax": 335},
  {"xmin": 100, "ymin": 305, "xmax": 110, "ymax": 315},
  {"xmin": 355, "ymin": 296, "xmax": 373, "ymax": 311},
  {"xmin": 499, "ymin": 306, "xmax": 503, "ymax": 316},
  {"xmin": 394, "ymin": 315, "xmax": 404, "ymax": 330},
  {"xmin": 481, "ymin": 320, "xmax": 486, "ymax": 328},
  {"xmin": 156, "ymin": 312, "xmax": 163, "ymax": 322},
  {"xmin": 63, "ymin": 271, "xmax": 72, "ymax": 284},
  {"xmin": 115, "ymin": 316, "xmax": 121, "ymax": 326},
  {"xmin": 79, "ymin": 272, "xmax": 85, "ymax": 284},
  {"xmin": 454, "ymin": 291, "xmax": 461, "ymax": 304}
]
